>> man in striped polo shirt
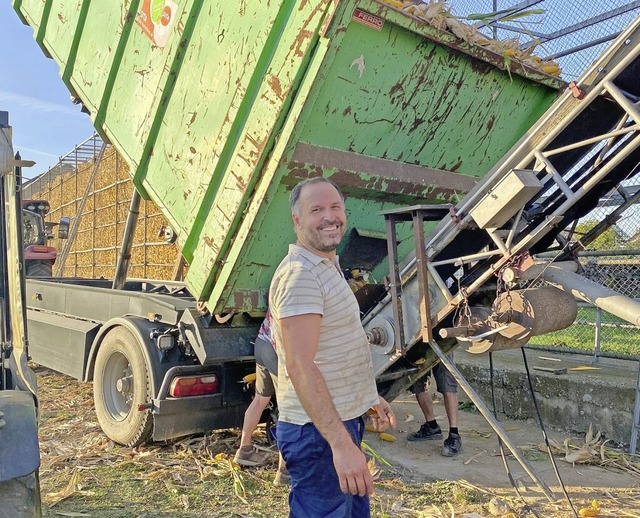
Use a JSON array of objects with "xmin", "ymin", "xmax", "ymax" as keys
[{"xmin": 269, "ymin": 177, "xmax": 396, "ymax": 517}]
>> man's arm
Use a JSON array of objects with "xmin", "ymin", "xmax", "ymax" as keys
[{"xmin": 280, "ymin": 313, "xmax": 373, "ymax": 497}]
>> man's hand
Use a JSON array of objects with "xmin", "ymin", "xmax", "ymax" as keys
[
  {"xmin": 332, "ymin": 438, "xmax": 374, "ymax": 496},
  {"xmin": 368, "ymin": 396, "xmax": 397, "ymax": 432}
]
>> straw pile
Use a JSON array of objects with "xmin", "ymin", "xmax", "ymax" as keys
[
  {"xmin": 29, "ymin": 146, "xmax": 181, "ymax": 280},
  {"xmin": 535, "ymin": 424, "xmax": 640, "ymax": 478}
]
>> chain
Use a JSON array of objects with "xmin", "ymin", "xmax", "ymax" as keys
[
  {"xmin": 496, "ymin": 256, "xmax": 520, "ymax": 318},
  {"xmin": 455, "ymin": 267, "xmax": 473, "ymax": 327}
]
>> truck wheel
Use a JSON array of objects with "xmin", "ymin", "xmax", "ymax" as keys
[
  {"xmin": 93, "ymin": 327, "xmax": 153, "ymax": 446},
  {"xmin": 25, "ymin": 260, "xmax": 52, "ymax": 277},
  {"xmin": 0, "ymin": 470, "xmax": 41, "ymax": 518}
]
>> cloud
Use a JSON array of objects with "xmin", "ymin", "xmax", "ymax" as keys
[
  {"xmin": 0, "ymin": 89, "xmax": 81, "ymax": 117},
  {"xmin": 12, "ymin": 144, "xmax": 59, "ymax": 159}
]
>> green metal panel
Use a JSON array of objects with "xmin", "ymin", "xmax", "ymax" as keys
[
  {"xmin": 209, "ymin": 0, "xmax": 562, "ymax": 313},
  {"xmin": 12, "ymin": 0, "xmax": 563, "ymax": 314},
  {"xmin": 298, "ymin": 4, "xmax": 556, "ymax": 179}
]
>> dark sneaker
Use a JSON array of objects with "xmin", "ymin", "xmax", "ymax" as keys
[
  {"xmin": 407, "ymin": 423, "xmax": 443, "ymax": 442},
  {"xmin": 442, "ymin": 433, "xmax": 462, "ymax": 457}
]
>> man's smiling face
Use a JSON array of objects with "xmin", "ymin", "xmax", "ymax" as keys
[{"xmin": 293, "ymin": 181, "xmax": 347, "ymax": 257}]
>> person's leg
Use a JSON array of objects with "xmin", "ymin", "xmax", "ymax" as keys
[
  {"xmin": 442, "ymin": 391, "xmax": 459, "ymax": 430},
  {"xmin": 239, "ymin": 393, "xmax": 271, "ymax": 448},
  {"xmin": 273, "ymin": 452, "xmax": 290, "ymax": 487},
  {"xmin": 234, "ymin": 393, "xmax": 271, "ymax": 466},
  {"xmin": 235, "ymin": 356, "xmax": 275, "ymax": 466},
  {"xmin": 277, "ymin": 418, "xmax": 369, "ymax": 517},
  {"xmin": 433, "ymin": 361, "xmax": 462, "ymax": 457},
  {"xmin": 433, "ymin": 363, "xmax": 459, "ymax": 428},
  {"xmin": 416, "ymin": 388, "xmax": 436, "ymax": 422},
  {"xmin": 263, "ymin": 358, "xmax": 291, "ymax": 486},
  {"xmin": 408, "ymin": 378, "xmax": 442, "ymax": 441}
]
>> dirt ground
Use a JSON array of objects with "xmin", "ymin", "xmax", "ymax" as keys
[
  {"xmin": 369, "ymin": 394, "xmax": 640, "ymax": 514},
  {"xmin": 34, "ymin": 367, "xmax": 640, "ymax": 517}
]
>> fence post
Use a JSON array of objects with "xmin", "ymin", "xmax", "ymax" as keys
[{"xmin": 593, "ymin": 306, "xmax": 602, "ymax": 363}]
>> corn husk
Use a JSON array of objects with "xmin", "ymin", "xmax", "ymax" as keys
[{"xmin": 379, "ymin": 0, "xmax": 562, "ymax": 77}]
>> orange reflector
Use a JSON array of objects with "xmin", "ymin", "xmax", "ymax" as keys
[
  {"xmin": 169, "ymin": 374, "xmax": 219, "ymax": 397},
  {"xmin": 31, "ymin": 246, "xmax": 50, "ymax": 253}
]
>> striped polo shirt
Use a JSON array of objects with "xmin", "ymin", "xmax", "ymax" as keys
[{"xmin": 269, "ymin": 244, "xmax": 379, "ymax": 425}]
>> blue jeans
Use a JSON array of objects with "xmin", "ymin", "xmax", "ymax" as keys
[{"xmin": 277, "ymin": 417, "xmax": 369, "ymax": 518}]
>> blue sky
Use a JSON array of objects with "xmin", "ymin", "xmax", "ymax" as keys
[{"xmin": 0, "ymin": 3, "xmax": 95, "ymax": 179}]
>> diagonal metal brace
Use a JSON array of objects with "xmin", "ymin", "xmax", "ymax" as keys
[{"xmin": 429, "ymin": 339, "xmax": 556, "ymax": 502}]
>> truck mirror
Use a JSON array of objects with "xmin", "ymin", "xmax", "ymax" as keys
[{"xmin": 58, "ymin": 217, "xmax": 70, "ymax": 239}]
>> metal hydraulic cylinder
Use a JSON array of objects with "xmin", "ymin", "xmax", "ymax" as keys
[{"xmin": 542, "ymin": 266, "xmax": 640, "ymax": 327}]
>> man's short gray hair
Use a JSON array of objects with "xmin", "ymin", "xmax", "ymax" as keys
[{"xmin": 289, "ymin": 177, "xmax": 344, "ymax": 216}]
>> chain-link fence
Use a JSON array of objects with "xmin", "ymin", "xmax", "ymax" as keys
[
  {"xmin": 531, "ymin": 194, "xmax": 640, "ymax": 360},
  {"xmin": 449, "ymin": 0, "xmax": 640, "ymax": 81},
  {"xmin": 442, "ymin": 1, "xmax": 640, "ymax": 359}
]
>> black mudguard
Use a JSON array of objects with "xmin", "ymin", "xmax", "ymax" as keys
[
  {"xmin": 0, "ymin": 390, "xmax": 40, "ymax": 481},
  {"xmin": 0, "ymin": 390, "xmax": 41, "ymax": 517}
]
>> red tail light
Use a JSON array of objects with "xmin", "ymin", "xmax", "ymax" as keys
[{"xmin": 169, "ymin": 374, "xmax": 219, "ymax": 397}]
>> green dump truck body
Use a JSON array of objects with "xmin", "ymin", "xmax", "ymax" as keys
[{"xmin": 13, "ymin": 0, "xmax": 561, "ymax": 314}]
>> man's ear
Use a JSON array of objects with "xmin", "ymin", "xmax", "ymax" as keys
[{"xmin": 292, "ymin": 213, "xmax": 300, "ymax": 229}]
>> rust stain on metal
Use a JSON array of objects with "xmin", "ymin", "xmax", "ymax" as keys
[
  {"xmin": 231, "ymin": 171, "xmax": 247, "ymax": 191},
  {"xmin": 389, "ymin": 82, "xmax": 403, "ymax": 97},
  {"xmin": 233, "ymin": 289, "xmax": 266, "ymax": 313},
  {"xmin": 330, "ymin": 169, "xmax": 465, "ymax": 203},
  {"xmin": 287, "ymin": 0, "xmax": 331, "ymax": 60},
  {"xmin": 287, "ymin": 144, "xmax": 477, "ymax": 202},
  {"xmin": 291, "ymin": 29, "xmax": 313, "ymax": 58},
  {"xmin": 468, "ymin": 57, "xmax": 494, "ymax": 75},
  {"xmin": 485, "ymin": 115, "xmax": 495, "ymax": 132},
  {"xmin": 410, "ymin": 117, "xmax": 425, "ymax": 132},
  {"xmin": 319, "ymin": 0, "xmax": 340, "ymax": 36},
  {"xmin": 268, "ymin": 75, "xmax": 283, "ymax": 100},
  {"xmin": 449, "ymin": 160, "xmax": 463, "ymax": 173}
]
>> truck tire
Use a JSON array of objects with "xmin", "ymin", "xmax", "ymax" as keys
[
  {"xmin": 25, "ymin": 260, "xmax": 52, "ymax": 277},
  {"xmin": 93, "ymin": 327, "xmax": 153, "ymax": 446},
  {"xmin": 0, "ymin": 471, "xmax": 41, "ymax": 518}
]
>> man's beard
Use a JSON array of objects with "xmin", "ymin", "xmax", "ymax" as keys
[{"xmin": 304, "ymin": 223, "xmax": 345, "ymax": 252}]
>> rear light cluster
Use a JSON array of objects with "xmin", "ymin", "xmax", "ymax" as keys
[{"xmin": 169, "ymin": 374, "xmax": 219, "ymax": 397}]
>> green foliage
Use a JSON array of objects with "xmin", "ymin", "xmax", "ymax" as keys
[{"xmin": 574, "ymin": 220, "xmax": 620, "ymax": 250}]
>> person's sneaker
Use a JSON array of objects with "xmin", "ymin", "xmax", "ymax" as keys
[
  {"xmin": 233, "ymin": 446, "xmax": 269, "ymax": 467},
  {"xmin": 273, "ymin": 469, "xmax": 291, "ymax": 487},
  {"xmin": 442, "ymin": 433, "xmax": 462, "ymax": 457},
  {"xmin": 407, "ymin": 423, "xmax": 443, "ymax": 442}
]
